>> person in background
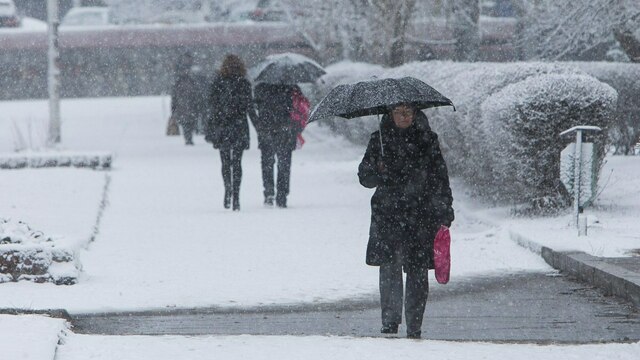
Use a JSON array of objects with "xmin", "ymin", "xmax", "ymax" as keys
[
  {"xmin": 170, "ymin": 52, "xmax": 200, "ymax": 145},
  {"xmin": 358, "ymin": 103, "xmax": 454, "ymax": 339},
  {"xmin": 252, "ymin": 83, "xmax": 309, "ymax": 208},
  {"xmin": 205, "ymin": 54, "xmax": 254, "ymax": 211}
]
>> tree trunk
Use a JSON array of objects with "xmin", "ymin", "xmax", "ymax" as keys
[
  {"xmin": 387, "ymin": 0, "xmax": 416, "ymax": 67},
  {"xmin": 614, "ymin": 30, "xmax": 640, "ymax": 62},
  {"xmin": 452, "ymin": 0, "xmax": 480, "ymax": 61}
]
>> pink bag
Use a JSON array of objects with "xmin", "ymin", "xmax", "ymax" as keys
[
  {"xmin": 433, "ymin": 225, "xmax": 451, "ymax": 284},
  {"xmin": 290, "ymin": 88, "xmax": 310, "ymax": 149}
]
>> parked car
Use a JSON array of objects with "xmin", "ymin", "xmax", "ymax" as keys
[
  {"xmin": 0, "ymin": 0, "xmax": 20, "ymax": 28},
  {"xmin": 61, "ymin": 6, "xmax": 112, "ymax": 27}
]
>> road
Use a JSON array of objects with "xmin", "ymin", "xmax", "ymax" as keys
[{"xmin": 72, "ymin": 272, "xmax": 640, "ymax": 343}]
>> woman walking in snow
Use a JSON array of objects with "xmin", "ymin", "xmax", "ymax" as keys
[
  {"xmin": 358, "ymin": 103, "xmax": 454, "ymax": 339},
  {"xmin": 205, "ymin": 54, "xmax": 254, "ymax": 211},
  {"xmin": 170, "ymin": 52, "xmax": 200, "ymax": 145}
]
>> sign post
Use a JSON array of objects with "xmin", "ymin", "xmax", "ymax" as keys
[
  {"xmin": 47, "ymin": 0, "xmax": 61, "ymax": 145},
  {"xmin": 559, "ymin": 126, "xmax": 601, "ymax": 235}
]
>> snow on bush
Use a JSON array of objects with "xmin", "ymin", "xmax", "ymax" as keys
[
  {"xmin": 568, "ymin": 62, "xmax": 640, "ymax": 155},
  {"xmin": 480, "ymin": 74, "xmax": 616, "ymax": 210},
  {"xmin": 0, "ymin": 151, "xmax": 112, "ymax": 170},
  {"xmin": 0, "ymin": 218, "xmax": 79, "ymax": 285},
  {"xmin": 318, "ymin": 61, "xmax": 619, "ymax": 210}
]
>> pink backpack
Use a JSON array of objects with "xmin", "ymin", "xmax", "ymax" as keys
[
  {"xmin": 434, "ymin": 225, "xmax": 451, "ymax": 284},
  {"xmin": 291, "ymin": 89, "xmax": 310, "ymax": 149}
]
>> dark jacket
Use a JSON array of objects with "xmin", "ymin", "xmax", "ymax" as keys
[
  {"xmin": 253, "ymin": 83, "xmax": 298, "ymax": 151},
  {"xmin": 206, "ymin": 74, "xmax": 254, "ymax": 150},
  {"xmin": 358, "ymin": 112, "xmax": 454, "ymax": 272},
  {"xmin": 171, "ymin": 71, "xmax": 203, "ymax": 125}
]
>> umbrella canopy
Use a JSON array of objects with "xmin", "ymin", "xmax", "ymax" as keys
[
  {"xmin": 252, "ymin": 52, "xmax": 326, "ymax": 85},
  {"xmin": 309, "ymin": 77, "xmax": 454, "ymax": 123}
]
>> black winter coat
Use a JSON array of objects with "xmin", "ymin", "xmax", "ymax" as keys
[
  {"xmin": 171, "ymin": 72, "xmax": 204, "ymax": 126},
  {"xmin": 206, "ymin": 74, "xmax": 254, "ymax": 150},
  {"xmin": 253, "ymin": 83, "xmax": 298, "ymax": 152},
  {"xmin": 358, "ymin": 112, "xmax": 454, "ymax": 272}
]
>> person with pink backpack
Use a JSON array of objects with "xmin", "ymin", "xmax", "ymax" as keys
[{"xmin": 253, "ymin": 83, "xmax": 310, "ymax": 208}]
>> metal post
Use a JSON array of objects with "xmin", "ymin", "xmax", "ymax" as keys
[
  {"xmin": 560, "ymin": 125, "xmax": 602, "ymax": 234},
  {"xmin": 573, "ymin": 129, "xmax": 583, "ymax": 228},
  {"xmin": 47, "ymin": 0, "xmax": 61, "ymax": 145}
]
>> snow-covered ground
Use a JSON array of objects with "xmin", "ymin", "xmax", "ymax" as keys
[
  {"xmin": 1, "ymin": 94, "xmax": 639, "ymax": 358},
  {"xmin": 0, "ymin": 95, "xmax": 551, "ymax": 313},
  {"xmin": 2, "ymin": 312, "xmax": 639, "ymax": 360},
  {"xmin": 0, "ymin": 315, "xmax": 66, "ymax": 360},
  {"xmin": 507, "ymin": 156, "xmax": 640, "ymax": 256}
]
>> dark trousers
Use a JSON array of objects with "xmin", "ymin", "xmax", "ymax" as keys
[
  {"xmin": 220, "ymin": 147, "xmax": 244, "ymax": 206},
  {"xmin": 379, "ymin": 257, "xmax": 429, "ymax": 336},
  {"xmin": 260, "ymin": 145, "xmax": 292, "ymax": 201},
  {"xmin": 178, "ymin": 117, "xmax": 196, "ymax": 144}
]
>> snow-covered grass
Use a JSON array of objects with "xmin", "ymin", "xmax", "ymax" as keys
[
  {"xmin": 506, "ymin": 155, "xmax": 640, "ymax": 257},
  {"xmin": 0, "ymin": 315, "xmax": 66, "ymax": 360}
]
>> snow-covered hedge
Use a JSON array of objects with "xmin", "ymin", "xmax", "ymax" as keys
[
  {"xmin": 0, "ymin": 218, "xmax": 79, "ymax": 284},
  {"xmin": 318, "ymin": 61, "xmax": 618, "ymax": 209},
  {"xmin": 0, "ymin": 152, "xmax": 112, "ymax": 170},
  {"xmin": 569, "ymin": 62, "xmax": 640, "ymax": 155},
  {"xmin": 480, "ymin": 74, "xmax": 616, "ymax": 208}
]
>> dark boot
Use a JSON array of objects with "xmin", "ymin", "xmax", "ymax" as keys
[
  {"xmin": 264, "ymin": 195, "xmax": 274, "ymax": 207},
  {"xmin": 380, "ymin": 323, "xmax": 399, "ymax": 334},
  {"xmin": 232, "ymin": 193, "xmax": 240, "ymax": 211},
  {"xmin": 223, "ymin": 190, "xmax": 231, "ymax": 209},
  {"xmin": 276, "ymin": 194, "xmax": 287, "ymax": 208}
]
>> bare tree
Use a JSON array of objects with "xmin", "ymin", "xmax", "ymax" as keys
[
  {"xmin": 451, "ymin": 0, "xmax": 480, "ymax": 61},
  {"xmin": 367, "ymin": 0, "xmax": 417, "ymax": 66},
  {"xmin": 275, "ymin": 0, "xmax": 418, "ymax": 66},
  {"xmin": 519, "ymin": 0, "xmax": 640, "ymax": 61}
]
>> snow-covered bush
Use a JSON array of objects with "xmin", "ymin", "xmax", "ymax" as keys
[
  {"xmin": 480, "ymin": 74, "xmax": 616, "ymax": 209},
  {"xmin": 0, "ymin": 152, "xmax": 112, "ymax": 170},
  {"xmin": 568, "ymin": 62, "xmax": 640, "ymax": 155},
  {"xmin": 318, "ymin": 61, "xmax": 619, "ymax": 210},
  {"xmin": 0, "ymin": 218, "xmax": 79, "ymax": 285}
]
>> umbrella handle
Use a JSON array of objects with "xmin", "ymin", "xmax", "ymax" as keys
[{"xmin": 378, "ymin": 114, "xmax": 384, "ymax": 157}]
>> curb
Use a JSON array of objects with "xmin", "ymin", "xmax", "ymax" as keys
[
  {"xmin": 0, "ymin": 308, "xmax": 72, "ymax": 322},
  {"xmin": 509, "ymin": 230, "xmax": 640, "ymax": 309}
]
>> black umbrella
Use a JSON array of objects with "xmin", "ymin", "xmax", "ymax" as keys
[
  {"xmin": 308, "ymin": 76, "xmax": 454, "ymax": 123},
  {"xmin": 253, "ymin": 52, "xmax": 326, "ymax": 85}
]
